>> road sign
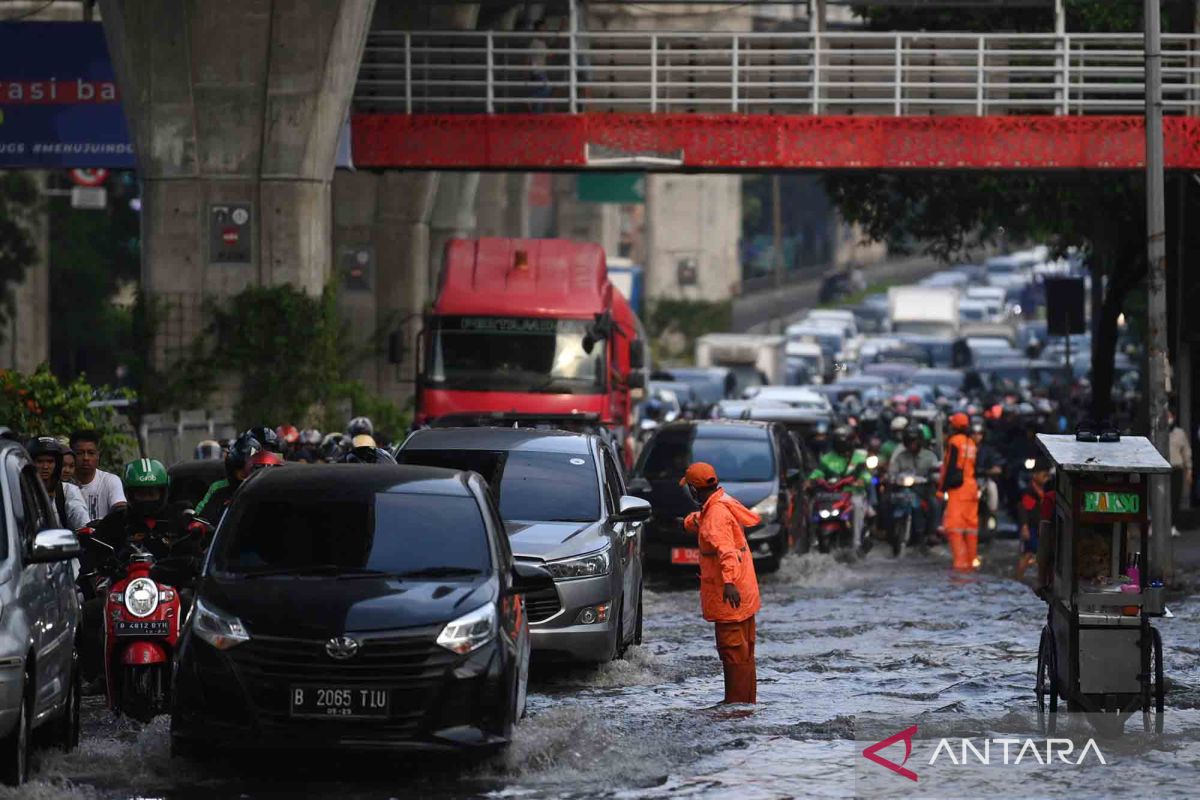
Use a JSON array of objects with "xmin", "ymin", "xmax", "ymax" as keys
[
  {"xmin": 70, "ymin": 168, "xmax": 109, "ymax": 187},
  {"xmin": 70, "ymin": 186, "xmax": 106, "ymax": 209},
  {"xmin": 209, "ymin": 202, "xmax": 252, "ymax": 264}
]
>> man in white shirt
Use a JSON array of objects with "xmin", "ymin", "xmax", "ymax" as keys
[{"xmin": 69, "ymin": 430, "xmax": 127, "ymax": 522}]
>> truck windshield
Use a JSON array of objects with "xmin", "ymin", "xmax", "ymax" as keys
[{"xmin": 428, "ymin": 316, "xmax": 606, "ymax": 394}]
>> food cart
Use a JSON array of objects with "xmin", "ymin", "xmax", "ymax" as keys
[{"xmin": 1033, "ymin": 433, "xmax": 1170, "ymax": 722}]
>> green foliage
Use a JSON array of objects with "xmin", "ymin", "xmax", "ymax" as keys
[
  {"xmin": 645, "ymin": 298, "xmax": 732, "ymax": 362},
  {"xmin": 0, "ymin": 172, "xmax": 39, "ymax": 336},
  {"xmin": 0, "ymin": 366, "xmax": 136, "ymax": 468},
  {"xmin": 150, "ymin": 283, "xmax": 410, "ymax": 436}
]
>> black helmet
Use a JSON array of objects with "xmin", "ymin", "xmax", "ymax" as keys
[
  {"xmin": 320, "ymin": 433, "xmax": 348, "ymax": 462},
  {"xmin": 831, "ymin": 425, "xmax": 853, "ymax": 455},
  {"xmin": 902, "ymin": 425, "xmax": 923, "ymax": 446},
  {"xmin": 226, "ymin": 432, "xmax": 262, "ymax": 480},
  {"xmin": 340, "ymin": 446, "xmax": 396, "ymax": 465},
  {"xmin": 247, "ymin": 426, "xmax": 283, "ymax": 454},
  {"xmin": 27, "ymin": 437, "xmax": 64, "ymax": 480},
  {"xmin": 347, "ymin": 416, "xmax": 374, "ymax": 438},
  {"xmin": 194, "ymin": 439, "xmax": 223, "ymax": 460}
]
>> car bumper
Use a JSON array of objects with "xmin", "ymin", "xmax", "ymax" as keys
[
  {"xmin": 642, "ymin": 518, "xmax": 784, "ymax": 568},
  {"xmin": 528, "ymin": 574, "xmax": 618, "ymax": 662},
  {"xmin": 171, "ymin": 633, "xmax": 516, "ymax": 752}
]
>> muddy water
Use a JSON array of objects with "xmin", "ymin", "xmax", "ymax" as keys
[{"xmin": 11, "ymin": 544, "xmax": 1200, "ymax": 799}]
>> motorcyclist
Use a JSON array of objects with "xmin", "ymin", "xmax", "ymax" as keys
[
  {"xmin": 808, "ymin": 425, "xmax": 870, "ymax": 553},
  {"xmin": 247, "ymin": 426, "xmax": 284, "ymax": 454},
  {"xmin": 194, "ymin": 432, "xmax": 261, "ymax": 525},
  {"xmin": 972, "ymin": 418, "xmax": 1004, "ymax": 537},
  {"xmin": 878, "ymin": 415, "xmax": 909, "ymax": 468},
  {"xmin": 320, "ymin": 432, "xmax": 349, "ymax": 462},
  {"xmin": 886, "ymin": 426, "xmax": 939, "ymax": 547},
  {"xmin": 194, "ymin": 439, "xmax": 223, "ymax": 460},
  {"xmin": 27, "ymin": 436, "xmax": 89, "ymax": 530},
  {"xmin": 347, "ymin": 416, "xmax": 374, "ymax": 438},
  {"xmin": 293, "ymin": 429, "xmax": 323, "ymax": 463},
  {"xmin": 339, "ymin": 434, "xmax": 397, "ymax": 464}
]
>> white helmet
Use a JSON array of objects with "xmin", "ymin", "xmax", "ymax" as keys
[{"xmin": 890, "ymin": 415, "xmax": 909, "ymax": 433}]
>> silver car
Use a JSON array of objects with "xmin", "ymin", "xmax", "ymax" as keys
[
  {"xmin": 0, "ymin": 440, "xmax": 83, "ymax": 785},
  {"xmin": 397, "ymin": 428, "xmax": 650, "ymax": 663}
]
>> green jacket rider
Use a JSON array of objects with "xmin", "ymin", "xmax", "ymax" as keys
[{"xmin": 808, "ymin": 426, "xmax": 869, "ymax": 494}]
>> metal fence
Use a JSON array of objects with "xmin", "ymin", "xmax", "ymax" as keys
[
  {"xmin": 355, "ymin": 30, "xmax": 1200, "ymax": 116},
  {"xmin": 139, "ymin": 410, "xmax": 236, "ymax": 467}
]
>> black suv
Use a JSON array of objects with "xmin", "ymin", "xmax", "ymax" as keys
[
  {"xmin": 629, "ymin": 420, "xmax": 806, "ymax": 573},
  {"xmin": 170, "ymin": 465, "xmax": 554, "ymax": 754}
]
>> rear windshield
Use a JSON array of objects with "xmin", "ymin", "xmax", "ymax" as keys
[
  {"xmin": 213, "ymin": 493, "xmax": 490, "ymax": 576},
  {"xmin": 639, "ymin": 431, "xmax": 775, "ymax": 484},
  {"xmin": 397, "ymin": 449, "xmax": 600, "ymax": 523}
]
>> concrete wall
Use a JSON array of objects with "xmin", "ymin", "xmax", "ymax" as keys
[
  {"xmin": 0, "ymin": 172, "xmax": 50, "ymax": 372},
  {"xmin": 644, "ymin": 174, "xmax": 742, "ymax": 303}
]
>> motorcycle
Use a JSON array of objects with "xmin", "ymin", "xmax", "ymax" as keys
[
  {"xmin": 886, "ymin": 473, "xmax": 930, "ymax": 557},
  {"xmin": 83, "ymin": 527, "xmax": 201, "ymax": 722},
  {"xmin": 810, "ymin": 476, "xmax": 857, "ymax": 553}
]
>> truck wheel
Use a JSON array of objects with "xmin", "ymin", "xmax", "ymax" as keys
[{"xmin": 0, "ymin": 671, "xmax": 32, "ymax": 786}]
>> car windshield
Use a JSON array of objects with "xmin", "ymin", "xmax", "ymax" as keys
[
  {"xmin": 427, "ymin": 316, "xmax": 605, "ymax": 394},
  {"xmin": 213, "ymin": 494, "xmax": 491, "ymax": 577},
  {"xmin": 639, "ymin": 431, "xmax": 775, "ymax": 483},
  {"xmin": 396, "ymin": 449, "xmax": 600, "ymax": 523}
]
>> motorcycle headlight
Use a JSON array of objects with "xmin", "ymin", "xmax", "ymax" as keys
[
  {"xmin": 436, "ymin": 603, "xmax": 497, "ymax": 655},
  {"xmin": 751, "ymin": 496, "xmax": 778, "ymax": 521},
  {"xmin": 866, "ymin": 455, "xmax": 879, "ymax": 470},
  {"xmin": 544, "ymin": 548, "xmax": 611, "ymax": 580},
  {"xmin": 1024, "ymin": 458, "xmax": 1036, "ymax": 470},
  {"xmin": 830, "ymin": 508, "xmax": 841, "ymax": 517},
  {"xmin": 192, "ymin": 597, "xmax": 251, "ymax": 650},
  {"xmin": 902, "ymin": 476, "xmax": 915, "ymax": 487},
  {"xmin": 124, "ymin": 577, "xmax": 159, "ymax": 618},
  {"xmin": 819, "ymin": 509, "xmax": 831, "ymax": 519}
]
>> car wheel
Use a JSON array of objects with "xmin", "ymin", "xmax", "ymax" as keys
[
  {"xmin": 57, "ymin": 649, "xmax": 81, "ymax": 751},
  {"xmin": 0, "ymin": 670, "xmax": 32, "ymax": 786},
  {"xmin": 633, "ymin": 582, "xmax": 644, "ymax": 646}
]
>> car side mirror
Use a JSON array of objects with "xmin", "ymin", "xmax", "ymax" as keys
[
  {"xmin": 511, "ymin": 561, "xmax": 555, "ymax": 595},
  {"xmin": 28, "ymin": 528, "xmax": 82, "ymax": 563},
  {"xmin": 610, "ymin": 495, "xmax": 652, "ymax": 524},
  {"xmin": 786, "ymin": 467, "xmax": 803, "ymax": 483}
]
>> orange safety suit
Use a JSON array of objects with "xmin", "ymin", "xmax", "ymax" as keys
[
  {"xmin": 939, "ymin": 431, "xmax": 979, "ymax": 571},
  {"xmin": 684, "ymin": 488, "xmax": 762, "ymax": 703}
]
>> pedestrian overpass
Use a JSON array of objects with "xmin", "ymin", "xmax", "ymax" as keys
[{"xmin": 350, "ymin": 30, "xmax": 1200, "ymax": 170}]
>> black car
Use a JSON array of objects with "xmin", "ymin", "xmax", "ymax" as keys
[
  {"xmin": 629, "ymin": 420, "xmax": 806, "ymax": 573},
  {"xmin": 170, "ymin": 465, "xmax": 554, "ymax": 754}
]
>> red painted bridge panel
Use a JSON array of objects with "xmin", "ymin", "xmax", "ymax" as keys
[{"xmin": 351, "ymin": 113, "xmax": 1200, "ymax": 170}]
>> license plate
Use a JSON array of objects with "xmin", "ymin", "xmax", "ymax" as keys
[
  {"xmin": 290, "ymin": 686, "xmax": 391, "ymax": 719},
  {"xmin": 114, "ymin": 620, "xmax": 170, "ymax": 637},
  {"xmin": 671, "ymin": 547, "xmax": 701, "ymax": 565}
]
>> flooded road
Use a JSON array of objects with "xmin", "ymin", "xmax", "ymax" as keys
[{"xmin": 13, "ymin": 543, "xmax": 1200, "ymax": 799}]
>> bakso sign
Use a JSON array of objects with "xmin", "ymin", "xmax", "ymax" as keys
[{"xmin": 1082, "ymin": 491, "xmax": 1139, "ymax": 514}]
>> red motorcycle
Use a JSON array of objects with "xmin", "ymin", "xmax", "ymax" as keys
[
  {"xmin": 810, "ymin": 476, "xmax": 857, "ymax": 553},
  {"xmin": 105, "ymin": 550, "xmax": 183, "ymax": 721}
]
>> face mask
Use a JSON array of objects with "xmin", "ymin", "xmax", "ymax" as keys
[{"xmin": 684, "ymin": 484, "xmax": 701, "ymax": 506}]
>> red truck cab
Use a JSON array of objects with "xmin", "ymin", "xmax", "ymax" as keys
[{"xmin": 416, "ymin": 238, "xmax": 647, "ymax": 462}]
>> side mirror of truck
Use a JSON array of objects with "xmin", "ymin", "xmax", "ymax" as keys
[
  {"xmin": 388, "ymin": 331, "xmax": 407, "ymax": 365},
  {"xmin": 627, "ymin": 371, "xmax": 646, "ymax": 390},
  {"xmin": 629, "ymin": 339, "xmax": 646, "ymax": 369}
]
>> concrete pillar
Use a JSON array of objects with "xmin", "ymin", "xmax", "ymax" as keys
[
  {"xmin": 98, "ymin": 0, "xmax": 375, "ymax": 365},
  {"xmin": 428, "ymin": 172, "xmax": 480, "ymax": 295},
  {"xmin": 643, "ymin": 173, "xmax": 741, "ymax": 303},
  {"xmin": 0, "ymin": 172, "xmax": 50, "ymax": 372}
]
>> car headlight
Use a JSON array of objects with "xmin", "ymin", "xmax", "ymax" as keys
[
  {"xmin": 436, "ymin": 603, "xmax": 497, "ymax": 655},
  {"xmin": 192, "ymin": 597, "xmax": 251, "ymax": 650},
  {"xmin": 124, "ymin": 577, "xmax": 159, "ymax": 618},
  {"xmin": 544, "ymin": 548, "xmax": 611, "ymax": 580},
  {"xmin": 819, "ymin": 509, "xmax": 831, "ymax": 519},
  {"xmin": 751, "ymin": 496, "xmax": 778, "ymax": 521}
]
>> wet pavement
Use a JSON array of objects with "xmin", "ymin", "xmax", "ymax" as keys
[{"xmin": 11, "ymin": 540, "xmax": 1200, "ymax": 799}]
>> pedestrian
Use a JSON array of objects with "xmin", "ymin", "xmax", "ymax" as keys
[
  {"xmin": 1168, "ymin": 408, "xmax": 1191, "ymax": 537},
  {"xmin": 69, "ymin": 430, "xmax": 127, "ymax": 521},
  {"xmin": 1015, "ymin": 460, "xmax": 1051, "ymax": 581},
  {"xmin": 681, "ymin": 462, "xmax": 762, "ymax": 705},
  {"xmin": 939, "ymin": 412, "xmax": 979, "ymax": 571}
]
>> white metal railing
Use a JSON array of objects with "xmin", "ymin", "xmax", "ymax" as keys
[{"xmin": 354, "ymin": 30, "xmax": 1200, "ymax": 116}]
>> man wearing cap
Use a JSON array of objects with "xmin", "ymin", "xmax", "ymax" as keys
[
  {"xmin": 939, "ymin": 412, "xmax": 979, "ymax": 571},
  {"xmin": 681, "ymin": 462, "xmax": 763, "ymax": 704}
]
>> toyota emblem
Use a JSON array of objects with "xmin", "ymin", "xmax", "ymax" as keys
[{"xmin": 325, "ymin": 635, "xmax": 360, "ymax": 660}]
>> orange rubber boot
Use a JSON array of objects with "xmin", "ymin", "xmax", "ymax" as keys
[
  {"xmin": 964, "ymin": 532, "xmax": 979, "ymax": 570},
  {"xmin": 946, "ymin": 530, "xmax": 968, "ymax": 570}
]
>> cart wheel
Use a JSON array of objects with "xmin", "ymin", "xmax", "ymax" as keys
[{"xmin": 1036, "ymin": 627, "xmax": 1058, "ymax": 716}]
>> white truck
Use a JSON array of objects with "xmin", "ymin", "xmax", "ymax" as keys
[
  {"xmin": 695, "ymin": 333, "xmax": 787, "ymax": 395},
  {"xmin": 887, "ymin": 286, "xmax": 960, "ymax": 338}
]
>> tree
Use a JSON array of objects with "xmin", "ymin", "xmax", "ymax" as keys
[
  {"xmin": 824, "ymin": 171, "xmax": 1148, "ymax": 421},
  {"xmin": 0, "ymin": 172, "xmax": 39, "ymax": 336}
]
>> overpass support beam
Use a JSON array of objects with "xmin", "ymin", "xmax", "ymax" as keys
[{"xmin": 99, "ymin": 0, "xmax": 375, "ymax": 366}]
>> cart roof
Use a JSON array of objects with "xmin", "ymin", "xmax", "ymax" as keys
[{"xmin": 1035, "ymin": 434, "xmax": 1172, "ymax": 474}]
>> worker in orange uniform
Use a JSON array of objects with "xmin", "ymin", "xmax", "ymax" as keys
[
  {"xmin": 682, "ymin": 462, "xmax": 762, "ymax": 704},
  {"xmin": 939, "ymin": 412, "xmax": 980, "ymax": 571}
]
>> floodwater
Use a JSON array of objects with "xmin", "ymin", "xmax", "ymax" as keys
[{"xmin": 11, "ymin": 542, "xmax": 1200, "ymax": 799}]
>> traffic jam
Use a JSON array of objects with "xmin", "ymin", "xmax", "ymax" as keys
[{"xmin": 6, "ymin": 238, "xmax": 1200, "ymax": 799}]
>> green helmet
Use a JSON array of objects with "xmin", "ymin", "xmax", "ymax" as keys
[{"xmin": 123, "ymin": 458, "xmax": 169, "ymax": 490}]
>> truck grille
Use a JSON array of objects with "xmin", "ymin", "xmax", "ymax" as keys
[{"xmin": 525, "ymin": 587, "xmax": 562, "ymax": 623}]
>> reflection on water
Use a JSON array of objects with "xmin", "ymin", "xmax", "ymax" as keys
[{"xmin": 11, "ymin": 545, "xmax": 1200, "ymax": 799}]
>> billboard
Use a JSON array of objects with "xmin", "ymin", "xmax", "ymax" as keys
[{"xmin": 0, "ymin": 22, "xmax": 134, "ymax": 168}]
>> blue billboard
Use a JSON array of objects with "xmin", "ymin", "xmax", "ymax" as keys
[{"xmin": 0, "ymin": 22, "xmax": 134, "ymax": 168}]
